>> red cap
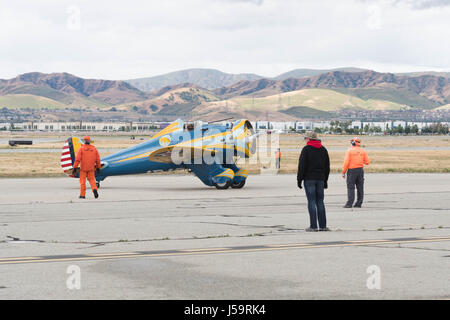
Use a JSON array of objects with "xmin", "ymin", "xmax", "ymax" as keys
[
  {"xmin": 83, "ymin": 136, "xmax": 91, "ymax": 142},
  {"xmin": 351, "ymin": 137, "xmax": 361, "ymax": 145}
]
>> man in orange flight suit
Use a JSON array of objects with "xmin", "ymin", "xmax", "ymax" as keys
[
  {"xmin": 73, "ymin": 136, "xmax": 101, "ymax": 199},
  {"xmin": 342, "ymin": 137, "xmax": 370, "ymax": 208}
]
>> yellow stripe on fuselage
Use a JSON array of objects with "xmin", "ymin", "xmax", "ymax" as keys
[
  {"xmin": 177, "ymin": 131, "xmax": 230, "ymax": 147},
  {"xmin": 236, "ymin": 127, "xmax": 251, "ymax": 140},
  {"xmin": 151, "ymin": 122, "xmax": 181, "ymax": 140},
  {"xmin": 114, "ymin": 152, "xmax": 153, "ymax": 163},
  {"xmin": 232, "ymin": 120, "xmax": 246, "ymax": 132}
]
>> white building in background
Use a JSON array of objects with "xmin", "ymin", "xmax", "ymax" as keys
[
  {"xmin": 351, "ymin": 120, "xmax": 363, "ymax": 129},
  {"xmin": 3, "ymin": 120, "xmax": 449, "ymax": 133},
  {"xmin": 392, "ymin": 120, "xmax": 407, "ymax": 128},
  {"xmin": 253, "ymin": 121, "xmax": 269, "ymax": 130},
  {"xmin": 407, "ymin": 122, "xmax": 424, "ymax": 130},
  {"xmin": 405, "ymin": 122, "xmax": 448, "ymax": 130},
  {"xmin": 294, "ymin": 121, "xmax": 314, "ymax": 131},
  {"xmin": 0, "ymin": 122, "xmax": 11, "ymax": 130},
  {"xmin": 4, "ymin": 121, "xmax": 162, "ymax": 132},
  {"xmin": 369, "ymin": 121, "xmax": 392, "ymax": 130},
  {"xmin": 314, "ymin": 121, "xmax": 332, "ymax": 129}
]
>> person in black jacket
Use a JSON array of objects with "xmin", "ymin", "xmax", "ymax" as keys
[{"xmin": 297, "ymin": 131, "xmax": 330, "ymax": 232}]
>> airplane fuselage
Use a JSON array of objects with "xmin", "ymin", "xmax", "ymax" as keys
[{"xmin": 62, "ymin": 119, "xmax": 255, "ymax": 189}]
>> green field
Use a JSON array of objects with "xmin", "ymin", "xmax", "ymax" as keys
[
  {"xmin": 332, "ymin": 87, "xmax": 440, "ymax": 109},
  {"xmin": 279, "ymin": 106, "xmax": 334, "ymax": 118},
  {"xmin": 0, "ymin": 94, "xmax": 67, "ymax": 109},
  {"xmin": 0, "ymin": 93, "xmax": 110, "ymax": 109},
  {"xmin": 227, "ymin": 88, "xmax": 408, "ymax": 112}
]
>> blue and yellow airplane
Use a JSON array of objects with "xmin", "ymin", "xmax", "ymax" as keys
[{"xmin": 61, "ymin": 119, "xmax": 256, "ymax": 189}]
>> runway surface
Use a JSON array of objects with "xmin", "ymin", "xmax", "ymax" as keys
[{"xmin": 0, "ymin": 173, "xmax": 449, "ymax": 299}]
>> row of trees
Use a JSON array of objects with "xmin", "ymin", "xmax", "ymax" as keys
[
  {"xmin": 420, "ymin": 123, "xmax": 449, "ymax": 134},
  {"xmin": 310, "ymin": 121, "xmax": 449, "ymax": 135},
  {"xmin": 381, "ymin": 123, "xmax": 449, "ymax": 135}
]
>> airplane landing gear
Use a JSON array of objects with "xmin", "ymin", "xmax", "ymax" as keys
[
  {"xmin": 231, "ymin": 179, "xmax": 246, "ymax": 189},
  {"xmin": 213, "ymin": 179, "xmax": 232, "ymax": 189}
]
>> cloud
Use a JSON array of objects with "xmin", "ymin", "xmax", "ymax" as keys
[
  {"xmin": 219, "ymin": 0, "xmax": 264, "ymax": 5},
  {"xmin": 0, "ymin": 0, "xmax": 448, "ymax": 79},
  {"xmin": 398, "ymin": 0, "xmax": 450, "ymax": 9},
  {"xmin": 361, "ymin": 0, "xmax": 450, "ymax": 9}
]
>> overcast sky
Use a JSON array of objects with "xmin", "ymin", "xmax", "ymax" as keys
[{"xmin": 0, "ymin": 0, "xmax": 449, "ymax": 79}]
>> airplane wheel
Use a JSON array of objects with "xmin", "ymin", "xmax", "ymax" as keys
[
  {"xmin": 213, "ymin": 179, "xmax": 232, "ymax": 190},
  {"xmin": 231, "ymin": 180, "xmax": 246, "ymax": 189}
]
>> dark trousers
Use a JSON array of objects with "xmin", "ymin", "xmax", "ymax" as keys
[
  {"xmin": 304, "ymin": 180, "xmax": 327, "ymax": 229},
  {"xmin": 346, "ymin": 167, "xmax": 364, "ymax": 206}
]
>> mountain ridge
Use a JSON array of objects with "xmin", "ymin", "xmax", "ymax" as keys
[
  {"xmin": 0, "ymin": 72, "xmax": 148, "ymax": 106},
  {"xmin": 1, "ymin": 69, "xmax": 450, "ymax": 121},
  {"xmin": 125, "ymin": 67, "xmax": 450, "ymax": 93},
  {"xmin": 126, "ymin": 68, "xmax": 263, "ymax": 92},
  {"xmin": 213, "ymin": 70, "xmax": 450, "ymax": 107}
]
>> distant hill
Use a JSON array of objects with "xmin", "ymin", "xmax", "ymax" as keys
[
  {"xmin": 273, "ymin": 67, "xmax": 369, "ymax": 80},
  {"xmin": 187, "ymin": 88, "xmax": 410, "ymax": 121},
  {"xmin": 207, "ymin": 88, "xmax": 407, "ymax": 111},
  {"xmin": 126, "ymin": 68, "xmax": 263, "ymax": 92},
  {"xmin": 2, "ymin": 69, "xmax": 450, "ymax": 121},
  {"xmin": 116, "ymin": 84, "xmax": 220, "ymax": 118},
  {"xmin": 213, "ymin": 71, "xmax": 450, "ymax": 107},
  {"xmin": 0, "ymin": 72, "xmax": 148, "ymax": 107},
  {"xmin": 125, "ymin": 68, "xmax": 450, "ymax": 105},
  {"xmin": 397, "ymin": 71, "xmax": 450, "ymax": 78},
  {"xmin": 126, "ymin": 67, "xmax": 372, "ymax": 92}
]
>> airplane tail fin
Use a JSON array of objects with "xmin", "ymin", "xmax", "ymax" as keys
[{"xmin": 61, "ymin": 137, "xmax": 83, "ymax": 177}]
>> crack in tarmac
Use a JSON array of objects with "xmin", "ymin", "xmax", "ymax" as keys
[
  {"xmin": 1, "ymin": 190, "xmax": 449, "ymax": 207},
  {"xmin": 2, "ymin": 225, "xmax": 448, "ymax": 247},
  {"xmin": 2, "ymin": 199, "xmax": 448, "ymax": 213}
]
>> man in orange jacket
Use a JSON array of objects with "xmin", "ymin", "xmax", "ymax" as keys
[
  {"xmin": 342, "ymin": 137, "xmax": 370, "ymax": 208},
  {"xmin": 73, "ymin": 136, "xmax": 101, "ymax": 199}
]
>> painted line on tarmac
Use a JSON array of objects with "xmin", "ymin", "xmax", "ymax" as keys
[
  {"xmin": 0, "ymin": 236, "xmax": 449, "ymax": 265},
  {"xmin": 180, "ymin": 247, "xmax": 229, "ymax": 252},
  {"xmin": 0, "ymin": 256, "xmax": 39, "ymax": 261}
]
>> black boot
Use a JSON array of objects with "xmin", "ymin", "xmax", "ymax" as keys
[{"xmin": 93, "ymin": 189, "xmax": 99, "ymax": 199}]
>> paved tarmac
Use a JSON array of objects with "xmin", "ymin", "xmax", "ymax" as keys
[{"xmin": 0, "ymin": 173, "xmax": 449, "ymax": 299}]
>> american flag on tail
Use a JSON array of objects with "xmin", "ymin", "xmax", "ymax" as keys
[{"xmin": 60, "ymin": 138, "xmax": 78, "ymax": 177}]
